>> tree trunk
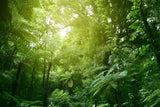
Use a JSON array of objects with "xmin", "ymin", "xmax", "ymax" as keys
[
  {"xmin": 42, "ymin": 58, "xmax": 46, "ymax": 88},
  {"xmin": 10, "ymin": 62, "xmax": 22, "ymax": 105},
  {"xmin": 95, "ymin": 99, "xmax": 97, "ymax": 107},
  {"xmin": 30, "ymin": 59, "xmax": 37, "ymax": 98},
  {"xmin": 140, "ymin": 2, "xmax": 160, "ymax": 66},
  {"xmin": 0, "ymin": 0, "xmax": 11, "ymax": 23},
  {"xmin": 43, "ymin": 62, "xmax": 52, "ymax": 107},
  {"xmin": 8, "ymin": 47, "xmax": 17, "ymax": 70}
]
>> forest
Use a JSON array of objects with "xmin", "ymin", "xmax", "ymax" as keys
[{"xmin": 0, "ymin": 0, "xmax": 160, "ymax": 107}]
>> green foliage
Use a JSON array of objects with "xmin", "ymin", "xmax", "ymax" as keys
[
  {"xmin": 142, "ymin": 89, "xmax": 160, "ymax": 107},
  {"xmin": 0, "ymin": 91, "xmax": 42, "ymax": 107},
  {"xmin": 0, "ymin": 0, "xmax": 160, "ymax": 107},
  {"xmin": 49, "ymin": 89, "xmax": 70, "ymax": 107},
  {"xmin": 60, "ymin": 71, "xmax": 73, "ymax": 87},
  {"xmin": 91, "ymin": 70, "xmax": 128, "ymax": 97}
]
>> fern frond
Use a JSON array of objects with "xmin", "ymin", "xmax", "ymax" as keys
[{"xmin": 143, "ymin": 89, "xmax": 160, "ymax": 102}]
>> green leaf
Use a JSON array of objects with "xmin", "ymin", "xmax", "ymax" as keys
[
  {"xmin": 68, "ymin": 79, "xmax": 73, "ymax": 88},
  {"xmin": 143, "ymin": 89, "xmax": 160, "ymax": 102}
]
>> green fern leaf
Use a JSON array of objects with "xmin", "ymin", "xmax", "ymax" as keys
[{"xmin": 143, "ymin": 89, "xmax": 160, "ymax": 102}]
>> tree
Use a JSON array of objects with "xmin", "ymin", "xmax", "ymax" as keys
[{"xmin": 0, "ymin": 0, "xmax": 160, "ymax": 107}]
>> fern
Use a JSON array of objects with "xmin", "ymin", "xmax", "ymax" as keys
[
  {"xmin": 143, "ymin": 89, "xmax": 160, "ymax": 102},
  {"xmin": 90, "ymin": 66, "xmax": 108, "ymax": 74},
  {"xmin": 3, "ymin": 91, "xmax": 20, "ymax": 104},
  {"xmin": 90, "ymin": 71, "xmax": 128, "ymax": 96}
]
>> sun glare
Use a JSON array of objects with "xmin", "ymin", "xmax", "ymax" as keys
[
  {"xmin": 108, "ymin": 18, "xmax": 112, "ymax": 23},
  {"xmin": 58, "ymin": 26, "xmax": 71, "ymax": 38}
]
